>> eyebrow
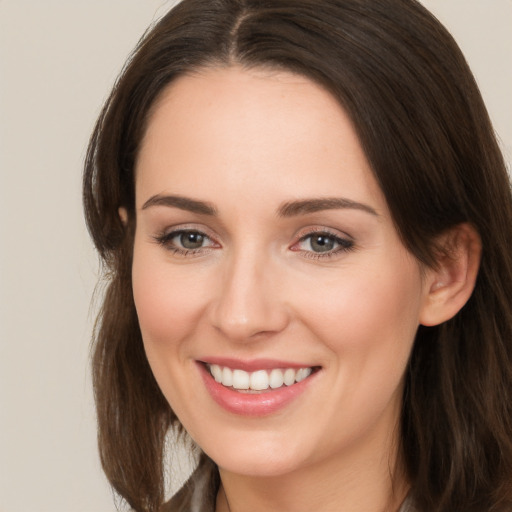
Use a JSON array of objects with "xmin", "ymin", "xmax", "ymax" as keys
[
  {"xmin": 141, "ymin": 194, "xmax": 378, "ymax": 217},
  {"xmin": 277, "ymin": 197, "xmax": 379, "ymax": 217},
  {"xmin": 141, "ymin": 194, "xmax": 217, "ymax": 215}
]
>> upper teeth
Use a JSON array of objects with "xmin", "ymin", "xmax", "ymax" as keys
[{"xmin": 208, "ymin": 364, "xmax": 312, "ymax": 391}]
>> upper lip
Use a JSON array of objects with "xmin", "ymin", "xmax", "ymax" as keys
[{"xmin": 198, "ymin": 357, "xmax": 318, "ymax": 372}]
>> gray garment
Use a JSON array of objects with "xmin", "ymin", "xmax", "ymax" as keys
[
  {"xmin": 399, "ymin": 495, "xmax": 416, "ymax": 512},
  {"xmin": 162, "ymin": 456, "xmax": 218, "ymax": 512},
  {"xmin": 163, "ymin": 457, "xmax": 415, "ymax": 512}
]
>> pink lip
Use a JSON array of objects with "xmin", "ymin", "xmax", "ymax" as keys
[{"xmin": 196, "ymin": 361, "xmax": 318, "ymax": 417}]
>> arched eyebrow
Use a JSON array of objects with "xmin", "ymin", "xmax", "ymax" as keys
[
  {"xmin": 277, "ymin": 197, "xmax": 379, "ymax": 217},
  {"xmin": 141, "ymin": 194, "xmax": 217, "ymax": 215},
  {"xmin": 141, "ymin": 194, "xmax": 378, "ymax": 218}
]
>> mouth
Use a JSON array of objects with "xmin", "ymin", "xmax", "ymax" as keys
[
  {"xmin": 205, "ymin": 363, "xmax": 317, "ymax": 393},
  {"xmin": 197, "ymin": 359, "xmax": 321, "ymax": 415}
]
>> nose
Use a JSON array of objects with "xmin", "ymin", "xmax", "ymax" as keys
[{"xmin": 208, "ymin": 250, "xmax": 290, "ymax": 342}]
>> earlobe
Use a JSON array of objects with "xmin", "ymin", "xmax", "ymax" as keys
[{"xmin": 419, "ymin": 223, "xmax": 482, "ymax": 327}]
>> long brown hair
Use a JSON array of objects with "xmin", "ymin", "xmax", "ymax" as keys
[{"xmin": 83, "ymin": 1, "xmax": 512, "ymax": 510}]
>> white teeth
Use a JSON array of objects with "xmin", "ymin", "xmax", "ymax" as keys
[
  {"xmin": 208, "ymin": 364, "xmax": 314, "ymax": 391},
  {"xmin": 269, "ymin": 368, "xmax": 284, "ymax": 389},
  {"xmin": 222, "ymin": 366, "xmax": 233, "ymax": 387},
  {"xmin": 250, "ymin": 370, "xmax": 269, "ymax": 391},
  {"xmin": 283, "ymin": 368, "xmax": 296, "ymax": 386},
  {"xmin": 211, "ymin": 364, "xmax": 222, "ymax": 383},
  {"xmin": 232, "ymin": 369, "xmax": 250, "ymax": 390},
  {"xmin": 295, "ymin": 367, "xmax": 312, "ymax": 382}
]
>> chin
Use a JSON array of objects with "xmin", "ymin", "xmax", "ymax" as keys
[{"xmin": 198, "ymin": 430, "xmax": 313, "ymax": 478}]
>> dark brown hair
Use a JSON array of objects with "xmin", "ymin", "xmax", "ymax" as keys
[{"xmin": 83, "ymin": 1, "xmax": 512, "ymax": 510}]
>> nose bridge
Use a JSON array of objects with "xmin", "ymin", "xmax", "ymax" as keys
[{"xmin": 210, "ymin": 242, "xmax": 288, "ymax": 341}]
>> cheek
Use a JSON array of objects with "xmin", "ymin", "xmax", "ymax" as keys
[
  {"xmin": 295, "ymin": 254, "xmax": 424, "ymax": 372},
  {"xmin": 295, "ymin": 258, "xmax": 423, "ymax": 443},
  {"xmin": 131, "ymin": 243, "xmax": 209, "ymax": 350},
  {"xmin": 131, "ymin": 243, "xmax": 211, "ymax": 415}
]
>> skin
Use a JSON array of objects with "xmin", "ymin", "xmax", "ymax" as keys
[{"xmin": 130, "ymin": 66, "xmax": 478, "ymax": 512}]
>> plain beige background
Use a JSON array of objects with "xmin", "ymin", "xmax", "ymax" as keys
[{"xmin": 0, "ymin": 1, "xmax": 510, "ymax": 511}]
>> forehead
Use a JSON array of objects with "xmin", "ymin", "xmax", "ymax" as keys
[{"xmin": 135, "ymin": 66, "xmax": 386, "ymax": 214}]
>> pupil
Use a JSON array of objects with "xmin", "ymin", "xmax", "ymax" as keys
[
  {"xmin": 181, "ymin": 232, "xmax": 204, "ymax": 249},
  {"xmin": 311, "ymin": 235, "xmax": 334, "ymax": 252}
]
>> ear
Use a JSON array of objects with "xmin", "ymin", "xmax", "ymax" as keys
[
  {"xmin": 118, "ymin": 207, "xmax": 128, "ymax": 225},
  {"xmin": 419, "ymin": 223, "xmax": 481, "ymax": 326}
]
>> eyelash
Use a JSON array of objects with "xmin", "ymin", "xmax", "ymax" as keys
[
  {"xmin": 153, "ymin": 228, "xmax": 355, "ymax": 259},
  {"xmin": 293, "ymin": 229, "xmax": 355, "ymax": 260},
  {"xmin": 153, "ymin": 229, "xmax": 217, "ymax": 257}
]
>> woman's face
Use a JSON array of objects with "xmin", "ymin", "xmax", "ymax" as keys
[{"xmin": 132, "ymin": 67, "xmax": 431, "ymax": 477}]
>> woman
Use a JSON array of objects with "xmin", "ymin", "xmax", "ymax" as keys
[{"xmin": 83, "ymin": 0, "xmax": 512, "ymax": 511}]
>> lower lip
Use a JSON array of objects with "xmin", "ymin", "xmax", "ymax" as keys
[{"xmin": 197, "ymin": 363, "xmax": 316, "ymax": 417}]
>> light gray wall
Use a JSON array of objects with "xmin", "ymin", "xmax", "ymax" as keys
[{"xmin": 0, "ymin": 1, "xmax": 510, "ymax": 511}]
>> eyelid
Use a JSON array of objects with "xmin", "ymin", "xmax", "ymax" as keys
[
  {"xmin": 293, "ymin": 226, "xmax": 354, "ymax": 244},
  {"xmin": 152, "ymin": 224, "xmax": 221, "ymax": 255},
  {"xmin": 290, "ymin": 226, "xmax": 355, "ymax": 258},
  {"xmin": 155, "ymin": 223, "xmax": 219, "ymax": 240},
  {"xmin": 151, "ymin": 223, "xmax": 354, "ymax": 259}
]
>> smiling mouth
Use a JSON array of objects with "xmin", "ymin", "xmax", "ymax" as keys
[{"xmin": 205, "ymin": 363, "xmax": 318, "ymax": 393}]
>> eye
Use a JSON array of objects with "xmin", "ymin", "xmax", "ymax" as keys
[
  {"xmin": 302, "ymin": 233, "xmax": 337, "ymax": 253},
  {"xmin": 293, "ymin": 230, "xmax": 354, "ymax": 258},
  {"xmin": 154, "ymin": 229, "xmax": 217, "ymax": 255},
  {"xmin": 175, "ymin": 231, "xmax": 208, "ymax": 249}
]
